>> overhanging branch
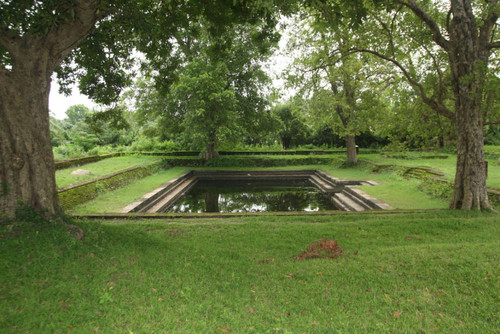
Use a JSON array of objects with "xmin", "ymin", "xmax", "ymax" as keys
[
  {"xmin": 397, "ymin": 0, "xmax": 450, "ymax": 51},
  {"xmin": 479, "ymin": 0, "xmax": 499, "ymax": 51},
  {"xmin": 351, "ymin": 47, "xmax": 454, "ymax": 120}
]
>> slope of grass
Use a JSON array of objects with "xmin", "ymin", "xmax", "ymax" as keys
[
  {"xmin": 56, "ymin": 155, "xmax": 161, "ymax": 188},
  {"xmin": 1, "ymin": 211, "xmax": 498, "ymax": 333},
  {"xmin": 71, "ymin": 167, "xmax": 188, "ymax": 213},
  {"xmin": 359, "ymin": 153, "xmax": 500, "ymax": 190}
]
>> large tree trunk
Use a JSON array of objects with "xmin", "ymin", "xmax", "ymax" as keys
[
  {"xmin": 0, "ymin": 64, "xmax": 60, "ymax": 219},
  {"xmin": 448, "ymin": 0, "xmax": 493, "ymax": 210},
  {"xmin": 345, "ymin": 135, "xmax": 358, "ymax": 163},
  {"xmin": 0, "ymin": 1, "xmax": 100, "ymax": 219}
]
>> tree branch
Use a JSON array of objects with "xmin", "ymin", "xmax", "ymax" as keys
[
  {"xmin": 490, "ymin": 41, "xmax": 500, "ymax": 49},
  {"xmin": 479, "ymin": 0, "xmax": 499, "ymax": 51},
  {"xmin": 351, "ymin": 48, "xmax": 454, "ymax": 120},
  {"xmin": 397, "ymin": 0, "xmax": 450, "ymax": 51},
  {"xmin": 44, "ymin": 0, "xmax": 101, "ymax": 66}
]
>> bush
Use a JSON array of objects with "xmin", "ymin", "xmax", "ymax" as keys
[{"xmin": 128, "ymin": 138, "xmax": 181, "ymax": 152}]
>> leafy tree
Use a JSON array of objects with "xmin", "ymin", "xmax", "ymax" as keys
[
  {"xmin": 272, "ymin": 103, "xmax": 311, "ymax": 149},
  {"xmin": 286, "ymin": 14, "xmax": 389, "ymax": 162},
  {"xmin": 308, "ymin": 0, "xmax": 500, "ymax": 210},
  {"xmin": 135, "ymin": 20, "xmax": 278, "ymax": 159},
  {"xmin": 0, "ymin": 0, "xmax": 286, "ymax": 218}
]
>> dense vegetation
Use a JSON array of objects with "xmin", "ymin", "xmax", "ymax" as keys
[{"xmin": 2, "ymin": 1, "xmax": 500, "ymax": 215}]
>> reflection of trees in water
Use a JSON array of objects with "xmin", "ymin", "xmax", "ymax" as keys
[
  {"xmin": 168, "ymin": 186, "xmax": 337, "ymax": 213},
  {"xmin": 204, "ymin": 192, "xmax": 220, "ymax": 212}
]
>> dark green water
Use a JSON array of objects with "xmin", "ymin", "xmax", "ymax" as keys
[{"xmin": 167, "ymin": 180, "xmax": 339, "ymax": 213}]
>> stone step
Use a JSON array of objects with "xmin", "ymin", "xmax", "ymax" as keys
[
  {"xmin": 343, "ymin": 186, "xmax": 393, "ymax": 210},
  {"xmin": 122, "ymin": 171, "xmax": 193, "ymax": 213},
  {"xmin": 331, "ymin": 193, "xmax": 367, "ymax": 212},
  {"xmin": 309, "ymin": 175, "xmax": 338, "ymax": 193},
  {"xmin": 145, "ymin": 176, "xmax": 198, "ymax": 213},
  {"xmin": 342, "ymin": 187, "xmax": 376, "ymax": 210}
]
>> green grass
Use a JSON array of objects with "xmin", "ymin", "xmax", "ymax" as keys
[
  {"xmin": 71, "ymin": 164, "xmax": 448, "ymax": 214},
  {"xmin": 56, "ymin": 155, "xmax": 161, "ymax": 188},
  {"xmin": 1, "ymin": 211, "xmax": 498, "ymax": 332},
  {"xmin": 71, "ymin": 167, "xmax": 189, "ymax": 213},
  {"xmin": 359, "ymin": 153, "xmax": 500, "ymax": 190},
  {"xmin": 484, "ymin": 145, "xmax": 500, "ymax": 154}
]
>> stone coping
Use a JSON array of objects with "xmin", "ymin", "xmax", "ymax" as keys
[
  {"xmin": 73, "ymin": 209, "xmax": 443, "ymax": 220},
  {"xmin": 121, "ymin": 169, "xmax": 392, "ymax": 214}
]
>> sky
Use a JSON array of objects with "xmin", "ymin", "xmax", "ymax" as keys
[
  {"xmin": 49, "ymin": 80, "xmax": 96, "ymax": 120},
  {"xmin": 48, "ymin": 19, "xmax": 295, "ymax": 120}
]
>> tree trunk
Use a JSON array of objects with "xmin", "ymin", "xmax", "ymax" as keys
[
  {"xmin": 0, "ymin": 68, "xmax": 60, "ymax": 219},
  {"xmin": 345, "ymin": 135, "xmax": 358, "ymax": 163},
  {"xmin": 203, "ymin": 192, "xmax": 220, "ymax": 212},
  {"xmin": 201, "ymin": 133, "xmax": 220, "ymax": 160},
  {"xmin": 0, "ymin": 1, "xmax": 100, "ymax": 219},
  {"xmin": 448, "ymin": 0, "xmax": 493, "ymax": 210}
]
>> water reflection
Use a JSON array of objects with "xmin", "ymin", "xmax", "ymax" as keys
[{"xmin": 168, "ymin": 180, "xmax": 338, "ymax": 213}]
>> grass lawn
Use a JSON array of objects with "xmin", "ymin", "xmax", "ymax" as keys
[
  {"xmin": 70, "ymin": 164, "xmax": 448, "ymax": 214},
  {"xmin": 72, "ymin": 167, "xmax": 189, "ymax": 214},
  {"xmin": 1, "ymin": 211, "xmax": 498, "ymax": 333},
  {"xmin": 56, "ymin": 155, "xmax": 161, "ymax": 188},
  {"xmin": 359, "ymin": 153, "xmax": 500, "ymax": 190}
]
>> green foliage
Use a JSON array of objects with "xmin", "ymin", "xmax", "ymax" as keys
[
  {"xmin": 50, "ymin": 104, "xmax": 138, "ymax": 159},
  {"xmin": 285, "ymin": 14, "xmax": 390, "ymax": 152},
  {"xmin": 272, "ymin": 103, "xmax": 311, "ymax": 149},
  {"xmin": 418, "ymin": 178, "xmax": 454, "ymax": 201},
  {"xmin": 133, "ymin": 16, "xmax": 279, "ymax": 156}
]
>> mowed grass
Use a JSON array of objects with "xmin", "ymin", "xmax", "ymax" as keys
[
  {"xmin": 71, "ymin": 167, "xmax": 189, "ymax": 213},
  {"xmin": 359, "ymin": 153, "xmax": 500, "ymax": 190},
  {"xmin": 71, "ymin": 164, "xmax": 448, "ymax": 214},
  {"xmin": 1, "ymin": 211, "xmax": 498, "ymax": 333},
  {"xmin": 56, "ymin": 155, "xmax": 161, "ymax": 188}
]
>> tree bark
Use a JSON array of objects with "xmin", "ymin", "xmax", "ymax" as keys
[
  {"xmin": 201, "ymin": 133, "xmax": 220, "ymax": 160},
  {"xmin": 345, "ymin": 135, "xmax": 358, "ymax": 163},
  {"xmin": 0, "ymin": 1, "xmax": 100, "ymax": 219},
  {"xmin": 0, "ymin": 59, "xmax": 60, "ymax": 219},
  {"xmin": 448, "ymin": 0, "xmax": 493, "ymax": 210}
]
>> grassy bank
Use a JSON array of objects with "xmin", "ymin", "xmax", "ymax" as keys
[
  {"xmin": 1, "ymin": 211, "xmax": 498, "ymax": 332},
  {"xmin": 359, "ymin": 153, "xmax": 500, "ymax": 190},
  {"xmin": 56, "ymin": 155, "xmax": 161, "ymax": 188}
]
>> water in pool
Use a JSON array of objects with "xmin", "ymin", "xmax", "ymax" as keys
[{"xmin": 167, "ymin": 179, "xmax": 339, "ymax": 213}]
